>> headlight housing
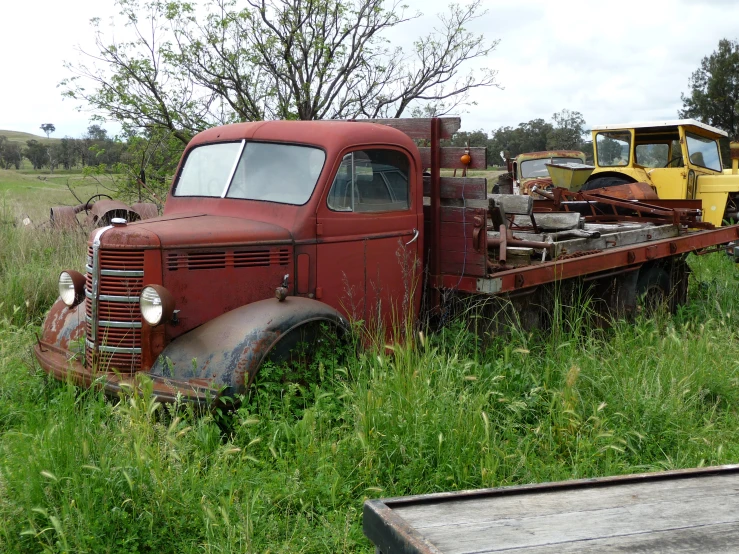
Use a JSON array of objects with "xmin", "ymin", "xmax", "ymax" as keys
[
  {"xmin": 140, "ymin": 285, "xmax": 175, "ymax": 326},
  {"xmin": 58, "ymin": 270, "xmax": 85, "ymax": 307}
]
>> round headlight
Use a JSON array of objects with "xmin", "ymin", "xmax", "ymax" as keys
[
  {"xmin": 140, "ymin": 285, "xmax": 175, "ymax": 326},
  {"xmin": 58, "ymin": 270, "xmax": 85, "ymax": 307}
]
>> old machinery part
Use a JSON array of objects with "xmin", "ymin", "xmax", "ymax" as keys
[{"xmin": 84, "ymin": 194, "xmax": 113, "ymax": 214}]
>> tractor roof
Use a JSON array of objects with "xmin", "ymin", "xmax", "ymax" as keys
[{"xmin": 591, "ymin": 119, "xmax": 727, "ymax": 138}]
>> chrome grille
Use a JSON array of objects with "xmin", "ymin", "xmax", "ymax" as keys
[{"xmin": 85, "ymin": 246, "xmax": 145, "ymax": 371}]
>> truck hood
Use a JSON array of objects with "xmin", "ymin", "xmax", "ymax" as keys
[{"xmin": 101, "ymin": 214, "xmax": 292, "ymax": 248}]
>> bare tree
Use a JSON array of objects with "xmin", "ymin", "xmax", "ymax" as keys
[{"xmin": 62, "ymin": 0, "xmax": 499, "ymax": 145}]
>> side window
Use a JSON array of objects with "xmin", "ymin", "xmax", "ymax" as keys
[
  {"xmin": 327, "ymin": 149, "xmax": 410, "ymax": 213},
  {"xmin": 635, "ymin": 144, "xmax": 669, "ymax": 167},
  {"xmin": 596, "ymin": 131, "xmax": 631, "ymax": 167}
]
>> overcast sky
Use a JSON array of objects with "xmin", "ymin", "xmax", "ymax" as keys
[{"xmin": 1, "ymin": 0, "xmax": 738, "ymax": 139}]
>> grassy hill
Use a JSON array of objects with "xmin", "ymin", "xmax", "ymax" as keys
[{"xmin": 0, "ymin": 129, "xmax": 60, "ymax": 145}]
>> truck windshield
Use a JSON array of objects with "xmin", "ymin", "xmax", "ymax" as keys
[
  {"xmin": 174, "ymin": 141, "xmax": 325, "ymax": 205},
  {"xmin": 520, "ymin": 157, "xmax": 582, "ymax": 178},
  {"xmin": 686, "ymin": 133, "xmax": 722, "ymax": 172}
]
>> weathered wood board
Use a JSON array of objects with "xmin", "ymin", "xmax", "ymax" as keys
[{"xmin": 364, "ymin": 465, "xmax": 739, "ymax": 553}]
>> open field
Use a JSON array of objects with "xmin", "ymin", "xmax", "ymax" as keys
[
  {"xmin": 1, "ymin": 168, "xmax": 739, "ymax": 552},
  {"xmin": 0, "ymin": 130, "xmax": 60, "ymax": 145},
  {"xmin": 0, "ymin": 169, "xmax": 115, "ymax": 223}
]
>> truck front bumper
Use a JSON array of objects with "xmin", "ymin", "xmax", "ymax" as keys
[{"xmin": 34, "ymin": 340, "xmax": 221, "ymax": 404}]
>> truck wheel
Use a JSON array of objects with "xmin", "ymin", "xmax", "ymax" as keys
[
  {"xmin": 636, "ymin": 267, "xmax": 671, "ymax": 315},
  {"xmin": 581, "ymin": 175, "xmax": 633, "ymax": 191}
]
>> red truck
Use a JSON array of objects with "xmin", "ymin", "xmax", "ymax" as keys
[{"xmin": 35, "ymin": 118, "xmax": 739, "ymax": 404}]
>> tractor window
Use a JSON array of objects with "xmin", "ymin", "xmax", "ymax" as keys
[
  {"xmin": 635, "ymin": 144, "xmax": 669, "ymax": 167},
  {"xmin": 686, "ymin": 133, "xmax": 722, "ymax": 172},
  {"xmin": 327, "ymin": 150, "xmax": 410, "ymax": 213},
  {"xmin": 596, "ymin": 132, "xmax": 631, "ymax": 167}
]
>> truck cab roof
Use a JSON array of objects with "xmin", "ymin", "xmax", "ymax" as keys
[{"xmin": 188, "ymin": 120, "xmax": 420, "ymax": 150}]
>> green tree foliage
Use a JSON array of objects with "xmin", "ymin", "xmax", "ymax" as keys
[
  {"xmin": 116, "ymin": 128, "xmax": 184, "ymax": 207},
  {"xmin": 487, "ymin": 110, "xmax": 588, "ymax": 161},
  {"xmin": 680, "ymin": 39, "xmax": 739, "ymax": 165},
  {"xmin": 24, "ymin": 140, "xmax": 48, "ymax": 170},
  {"xmin": 488, "ymin": 118, "xmax": 554, "ymax": 162},
  {"xmin": 0, "ymin": 136, "xmax": 22, "ymax": 169},
  {"xmin": 546, "ymin": 109, "xmax": 586, "ymax": 150},
  {"xmin": 62, "ymin": 0, "xmax": 499, "ymax": 145},
  {"xmin": 680, "ymin": 39, "xmax": 739, "ymax": 139},
  {"xmin": 57, "ymin": 138, "xmax": 79, "ymax": 170},
  {"xmin": 39, "ymin": 123, "xmax": 56, "ymax": 138}
]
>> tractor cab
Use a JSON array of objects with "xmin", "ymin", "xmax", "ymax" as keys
[{"xmin": 586, "ymin": 120, "xmax": 739, "ymax": 226}]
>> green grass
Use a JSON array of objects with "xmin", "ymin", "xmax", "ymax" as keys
[
  {"xmin": 0, "ymin": 177, "xmax": 739, "ymax": 551},
  {"xmin": 0, "ymin": 130, "xmax": 60, "ymax": 145},
  {"xmin": 1, "ymin": 168, "xmax": 115, "ymax": 223}
]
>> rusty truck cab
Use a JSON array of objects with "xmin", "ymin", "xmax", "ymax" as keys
[{"xmin": 35, "ymin": 121, "xmax": 423, "ymax": 402}]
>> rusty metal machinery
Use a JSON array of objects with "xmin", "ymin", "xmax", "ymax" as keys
[{"xmin": 50, "ymin": 195, "xmax": 158, "ymax": 230}]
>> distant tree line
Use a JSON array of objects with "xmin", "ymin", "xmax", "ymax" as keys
[
  {"xmin": 443, "ymin": 109, "xmax": 591, "ymax": 167},
  {"xmin": 0, "ymin": 125, "xmax": 127, "ymax": 171}
]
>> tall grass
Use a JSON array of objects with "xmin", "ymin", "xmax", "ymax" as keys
[
  {"xmin": 1, "ymin": 250, "xmax": 739, "ymax": 552},
  {"xmin": 0, "ymin": 222, "xmax": 86, "ymax": 325}
]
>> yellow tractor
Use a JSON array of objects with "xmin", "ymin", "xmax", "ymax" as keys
[{"xmin": 582, "ymin": 120, "xmax": 739, "ymax": 227}]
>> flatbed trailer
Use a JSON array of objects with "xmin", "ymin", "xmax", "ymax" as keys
[
  {"xmin": 363, "ymin": 464, "xmax": 739, "ymax": 553},
  {"xmin": 384, "ymin": 117, "xmax": 739, "ymax": 317}
]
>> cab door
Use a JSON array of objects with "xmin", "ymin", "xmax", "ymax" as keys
[{"xmin": 315, "ymin": 148, "xmax": 421, "ymax": 332}]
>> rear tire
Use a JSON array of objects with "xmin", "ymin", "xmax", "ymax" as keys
[{"xmin": 636, "ymin": 267, "xmax": 671, "ymax": 315}]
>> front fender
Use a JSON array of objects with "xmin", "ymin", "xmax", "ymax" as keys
[
  {"xmin": 148, "ymin": 297, "xmax": 347, "ymax": 394},
  {"xmin": 39, "ymin": 298, "xmax": 86, "ymax": 352}
]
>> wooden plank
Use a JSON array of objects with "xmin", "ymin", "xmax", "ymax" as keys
[
  {"xmin": 441, "ymin": 221, "xmax": 479, "ymax": 239},
  {"xmin": 440, "ymin": 234, "xmax": 476, "ymax": 252},
  {"xmin": 419, "ymin": 147, "xmax": 487, "ymax": 170},
  {"xmin": 411, "ymin": 492, "xmax": 739, "ymax": 553},
  {"xmin": 497, "ymin": 522, "xmax": 739, "ymax": 553},
  {"xmin": 423, "ymin": 177, "xmax": 487, "ymax": 200},
  {"xmin": 440, "ymin": 206, "xmax": 487, "ymax": 223},
  {"xmin": 424, "ymin": 198, "xmax": 487, "ymax": 208},
  {"xmin": 355, "ymin": 117, "xmax": 461, "ymax": 139},
  {"xmin": 365, "ymin": 465, "xmax": 739, "ymax": 554},
  {"xmin": 513, "ymin": 212, "xmax": 581, "ymax": 231},
  {"xmin": 396, "ymin": 472, "xmax": 739, "ymax": 530},
  {"xmin": 553, "ymin": 223, "xmax": 679, "ymax": 257},
  {"xmin": 440, "ymin": 251, "xmax": 486, "ymax": 277}
]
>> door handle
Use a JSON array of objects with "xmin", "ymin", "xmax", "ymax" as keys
[{"xmin": 406, "ymin": 228, "xmax": 419, "ymax": 245}]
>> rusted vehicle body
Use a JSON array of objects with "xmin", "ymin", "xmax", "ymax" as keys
[
  {"xmin": 35, "ymin": 117, "xmax": 739, "ymax": 404},
  {"xmin": 50, "ymin": 198, "xmax": 158, "ymax": 229},
  {"xmin": 499, "ymin": 150, "xmax": 586, "ymax": 195}
]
